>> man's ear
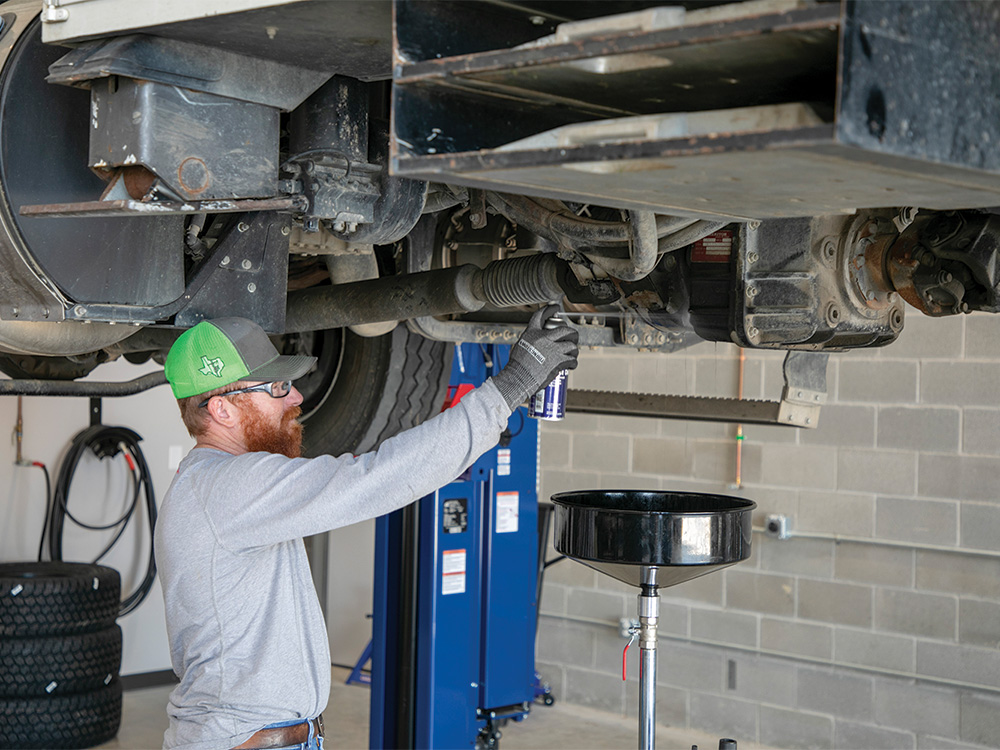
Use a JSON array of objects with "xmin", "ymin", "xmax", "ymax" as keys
[{"xmin": 205, "ymin": 395, "xmax": 240, "ymax": 428}]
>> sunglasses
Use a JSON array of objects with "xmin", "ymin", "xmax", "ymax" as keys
[{"xmin": 199, "ymin": 380, "xmax": 292, "ymax": 408}]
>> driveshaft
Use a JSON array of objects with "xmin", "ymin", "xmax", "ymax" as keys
[{"xmin": 284, "ymin": 253, "xmax": 566, "ymax": 333}]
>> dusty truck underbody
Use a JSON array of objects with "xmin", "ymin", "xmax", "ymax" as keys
[{"xmin": 1, "ymin": 0, "xmax": 1000, "ymax": 452}]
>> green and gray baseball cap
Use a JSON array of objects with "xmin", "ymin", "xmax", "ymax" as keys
[{"xmin": 164, "ymin": 317, "xmax": 316, "ymax": 399}]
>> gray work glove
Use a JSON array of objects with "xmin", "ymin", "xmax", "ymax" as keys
[{"xmin": 491, "ymin": 305, "xmax": 580, "ymax": 411}]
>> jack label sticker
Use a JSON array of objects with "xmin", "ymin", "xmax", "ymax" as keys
[
  {"xmin": 442, "ymin": 498, "xmax": 468, "ymax": 534},
  {"xmin": 442, "ymin": 549, "xmax": 466, "ymax": 595},
  {"xmin": 497, "ymin": 448, "xmax": 511, "ymax": 476},
  {"xmin": 496, "ymin": 491, "xmax": 519, "ymax": 534}
]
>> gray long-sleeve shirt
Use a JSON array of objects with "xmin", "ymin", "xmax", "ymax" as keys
[{"xmin": 154, "ymin": 382, "xmax": 510, "ymax": 750}]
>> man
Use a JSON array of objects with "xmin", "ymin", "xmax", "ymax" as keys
[{"xmin": 154, "ymin": 309, "xmax": 578, "ymax": 750}]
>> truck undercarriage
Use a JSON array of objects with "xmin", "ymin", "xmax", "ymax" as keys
[{"xmin": 1, "ymin": 0, "xmax": 998, "ymax": 452}]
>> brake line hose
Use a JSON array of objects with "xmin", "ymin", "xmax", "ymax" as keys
[{"xmin": 46, "ymin": 424, "xmax": 157, "ymax": 617}]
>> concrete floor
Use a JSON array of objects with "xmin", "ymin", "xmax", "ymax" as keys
[{"xmin": 98, "ymin": 667, "xmax": 768, "ymax": 750}]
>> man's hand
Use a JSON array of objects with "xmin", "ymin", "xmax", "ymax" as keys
[{"xmin": 491, "ymin": 305, "xmax": 580, "ymax": 411}]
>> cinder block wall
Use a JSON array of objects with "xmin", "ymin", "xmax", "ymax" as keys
[{"xmin": 537, "ymin": 312, "xmax": 1000, "ymax": 749}]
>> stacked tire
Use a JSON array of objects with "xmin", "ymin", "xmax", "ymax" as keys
[{"xmin": 0, "ymin": 563, "xmax": 122, "ymax": 749}]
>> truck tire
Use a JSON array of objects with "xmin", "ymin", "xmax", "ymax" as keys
[
  {"xmin": 0, "ymin": 679, "xmax": 122, "ymax": 749},
  {"xmin": 0, "ymin": 625, "xmax": 121, "ymax": 697},
  {"xmin": 0, "ymin": 562, "xmax": 120, "ymax": 637},
  {"xmin": 294, "ymin": 324, "xmax": 453, "ymax": 458}
]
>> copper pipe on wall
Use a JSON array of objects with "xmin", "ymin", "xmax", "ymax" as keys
[
  {"xmin": 734, "ymin": 348, "xmax": 746, "ymax": 489},
  {"xmin": 14, "ymin": 395, "xmax": 22, "ymax": 464}
]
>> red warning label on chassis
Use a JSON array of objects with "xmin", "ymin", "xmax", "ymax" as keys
[{"xmin": 691, "ymin": 230, "xmax": 733, "ymax": 263}]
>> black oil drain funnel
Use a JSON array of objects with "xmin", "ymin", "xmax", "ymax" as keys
[{"xmin": 550, "ymin": 490, "xmax": 756, "ymax": 750}]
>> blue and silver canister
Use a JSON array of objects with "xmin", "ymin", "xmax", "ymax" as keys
[
  {"xmin": 528, "ymin": 316, "xmax": 569, "ymax": 421},
  {"xmin": 529, "ymin": 369, "xmax": 567, "ymax": 421}
]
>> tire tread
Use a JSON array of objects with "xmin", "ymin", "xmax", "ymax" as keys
[
  {"xmin": 0, "ymin": 680, "xmax": 122, "ymax": 749},
  {"xmin": 0, "ymin": 562, "xmax": 121, "ymax": 637},
  {"xmin": 0, "ymin": 625, "xmax": 121, "ymax": 697}
]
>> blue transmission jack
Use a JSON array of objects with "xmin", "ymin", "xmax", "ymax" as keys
[{"xmin": 369, "ymin": 343, "xmax": 547, "ymax": 749}]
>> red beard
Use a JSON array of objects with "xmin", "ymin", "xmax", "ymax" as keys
[{"xmin": 241, "ymin": 400, "xmax": 304, "ymax": 459}]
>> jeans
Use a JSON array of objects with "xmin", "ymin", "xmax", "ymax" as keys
[{"xmin": 256, "ymin": 717, "xmax": 324, "ymax": 750}]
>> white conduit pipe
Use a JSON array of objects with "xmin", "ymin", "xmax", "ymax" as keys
[
  {"xmin": 540, "ymin": 611, "xmax": 1000, "ymax": 696},
  {"xmin": 751, "ymin": 526, "xmax": 1000, "ymax": 561}
]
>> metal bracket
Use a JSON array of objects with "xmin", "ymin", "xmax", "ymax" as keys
[
  {"xmin": 566, "ymin": 350, "xmax": 828, "ymax": 428},
  {"xmin": 89, "ymin": 397, "xmax": 102, "ymax": 426},
  {"xmin": 20, "ymin": 196, "xmax": 297, "ymax": 219},
  {"xmin": 60, "ymin": 212, "xmax": 282, "ymax": 326},
  {"xmin": 622, "ymin": 314, "xmax": 695, "ymax": 352},
  {"xmin": 468, "ymin": 188, "xmax": 488, "ymax": 230},
  {"xmin": 46, "ymin": 33, "xmax": 330, "ymax": 111},
  {"xmin": 407, "ymin": 316, "xmax": 612, "ymax": 347},
  {"xmin": 41, "ymin": 1, "xmax": 68, "ymax": 24},
  {"xmin": 408, "ymin": 310, "xmax": 698, "ymax": 352},
  {"xmin": 293, "ymin": 161, "xmax": 381, "ymax": 231},
  {"xmin": 175, "ymin": 213, "xmax": 291, "ymax": 332},
  {"xmin": 777, "ymin": 350, "xmax": 828, "ymax": 427},
  {"xmin": 476, "ymin": 702, "xmax": 531, "ymax": 721}
]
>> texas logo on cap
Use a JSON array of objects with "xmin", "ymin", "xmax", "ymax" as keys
[{"xmin": 165, "ymin": 318, "xmax": 315, "ymax": 399}]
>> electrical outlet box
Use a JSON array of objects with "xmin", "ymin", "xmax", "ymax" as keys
[
  {"xmin": 619, "ymin": 617, "xmax": 640, "ymax": 638},
  {"xmin": 764, "ymin": 514, "xmax": 790, "ymax": 540}
]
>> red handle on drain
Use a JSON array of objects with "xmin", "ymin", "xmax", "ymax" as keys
[{"xmin": 622, "ymin": 630, "xmax": 638, "ymax": 681}]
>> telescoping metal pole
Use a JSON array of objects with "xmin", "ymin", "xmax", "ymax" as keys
[{"xmin": 638, "ymin": 579, "xmax": 660, "ymax": 750}]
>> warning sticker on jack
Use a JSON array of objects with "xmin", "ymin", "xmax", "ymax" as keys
[
  {"xmin": 442, "ymin": 549, "xmax": 466, "ymax": 595},
  {"xmin": 497, "ymin": 448, "xmax": 511, "ymax": 476},
  {"xmin": 496, "ymin": 491, "xmax": 519, "ymax": 534}
]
